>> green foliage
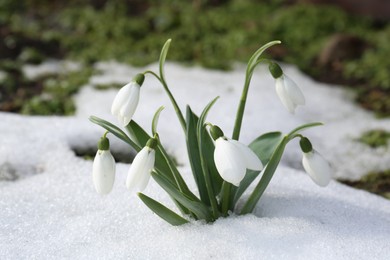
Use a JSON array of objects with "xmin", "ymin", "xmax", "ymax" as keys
[
  {"xmin": 21, "ymin": 69, "xmax": 92, "ymax": 115},
  {"xmin": 341, "ymin": 170, "xmax": 390, "ymax": 199},
  {"xmin": 2, "ymin": 0, "xmax": 390, "ymax": 116},
  {"xmin": 357, "ymin": 129, "xmax": 390, "ymax": 148}
]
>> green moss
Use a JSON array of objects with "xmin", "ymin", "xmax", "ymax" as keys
[
  {"xmin": 340, "ymin": 170, "xmax": 390, "ymax": 199},
  {"xmin": 357, "ymin": 129, "xmax": 390, "ymax": 148}
]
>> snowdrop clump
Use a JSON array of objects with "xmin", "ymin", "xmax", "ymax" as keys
[{"xmin": 90, "ymin": 39, "xmax": 331, "ymax": 225}]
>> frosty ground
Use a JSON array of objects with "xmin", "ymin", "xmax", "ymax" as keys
[{"xmin": 1, "ymin": 62, "xmax": 390, "ymax": 259}]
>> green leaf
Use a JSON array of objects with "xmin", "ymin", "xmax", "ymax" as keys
[
  {"xmin": 152, "ymin": 171, "xmax": 213, "ymax": 222},
  {"xmin": 159, "ymin": 39, "xmax": 172, "ymax": 82},
  {"xmin": 125, "ymin": 120, "xmax": 150, "ymax": 148},
  {"xmin": 89, "ymin": 116, "xmax": 140, "ymax": 150},
  {"xmin": 185, "ymin": 106, "xmax": 209, "ymax": 205},
  {"xmin": 234, "ymin": 132, "xmax": 283, "ymax": 204},
  {"xmin": 138, "ymin": 193, "xmax": 189, "ymax": 226},
  {"xmin": 288, "ymin": 122, "xmax": 323, "ymax": 138},
  {"xmin": 250, "ymin": 132, "xmax": 284, "ymax": 164},
  {"xmin": 196, "ymin": 97, "xmax": 221, "ymax": 218},
  {"xmin": 152, "ymin": 106, "xmax": 165, "ymax": 136},
  {"xmin": 201, "ymin": 128, "xmax": 223, "ymax": 196},
  {"xmin": 240, "ymin": 136, "xmax": 289, "ymax": 214}
]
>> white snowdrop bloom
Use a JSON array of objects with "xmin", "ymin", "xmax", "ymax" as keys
[
  {"xmin": 214, "ymin": 138, "xmax": 263, "ymax": 186},
  {"xmin": 111, "ymin": 81, "xmax": 140, "ymax": 126},
  {"xmin": 302, "ymin": 150, "xmax": 331, "ymax": 187},
  {"xmin": 126, "ymin": 146, "xmax": 156, "ymax": 193},
  {"xmin": 92, "ymin": 150, "xmax": 116, "ymax": 195},
  {"xmin": 275, "ymin": 75, "xmax": 305, "ymax": 114},
  {"xmin": 111, "ymin": 74, "xmax": 145, "ymax": 126}
]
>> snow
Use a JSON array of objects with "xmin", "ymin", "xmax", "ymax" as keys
[{"xmin": 1, "ymin": 61, "xmax": 390, "ymax": 259}]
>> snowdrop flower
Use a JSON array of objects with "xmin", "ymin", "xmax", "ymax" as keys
[
  {"xmin": 269, "ymin": 62, "xmax": 305, "ymax": 114},
  {"xmin": 126, "ymin": 137, "xmax": 157, "ymax": 193},
  {"xmin": 300, "ymin": 137, "xmax": 331, "ymax": 187},
  {"xmin": 210, "ymin": 125, "xmax": 263, "ymax": 186},
  {"xmin": 92, "ymin": 134, "xmax": 116, "ymax": 195},
  {"xmin": 111, "ymin": 73, "xmax": 145, "ymax": 126}
]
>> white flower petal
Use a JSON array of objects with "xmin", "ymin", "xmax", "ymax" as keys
[
  {"xmin": 275, "ymin": 77, "xmax": 296, "ymax": 114},
  {"xmin": 302, "ymin": 150, "xmax": 331, "ymax": 187},
  {"xmin": 119, "ymin": 84, "xmax": 140, "ymax": 126},
  {"xmin": 214, "ymin": 138, "xmax": 247, "ymax": 186},
  {"xmin": 229, "ymin": 140, "xmax": 263, "ymax": 171},
  {"xmin": 92, "ymin": 150, "xmax": 116, "ymax": 195},
  {"xmin": 111, "ymin": 83, "xmax": 132, "ymax": 116},
  {"xmin": 126, "ymin": 147, "xmax": 155, "ymax": 193},
  {"xmin": 284, "ymin": 75, "xmax": 305, "ymax": 105}
]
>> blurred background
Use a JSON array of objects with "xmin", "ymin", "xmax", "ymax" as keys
[
  {"xmin": 1, "ymin": 0, "xmax": 390, "ymax": 116},
  {"xmin": 0, "ymin": 0, "xmax": 389, "ymax": 196}
]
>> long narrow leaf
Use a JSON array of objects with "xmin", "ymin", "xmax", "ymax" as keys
[
  {"xmin": 185, "ymin": 106, "xmax": 209, "ymax": 205},
  {"xmin": 152, "ymin": 171, "xmax": 213, "ymax": 221},
  {"xmin": 89, "ymin": 116, "xmax": 140, "ymax": 150},
  {"xmin": 201, "ymin": 129, "xmax": 223, "ymax": 196},
  {"xmin": 159, "ymin": 39, "xmax": 171, "ymax": 83},
  {"xmin": 152, "ymin": 106, "xmax": 165, "ymax": 136},
  {"xmin": 196, "ymin": 97, "xmax": 220, "ymax": 218},
  {"xmin": 138, "ymin": 193, "xmax": 189, "ymax": 226}
]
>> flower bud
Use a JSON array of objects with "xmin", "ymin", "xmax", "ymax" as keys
[
  {"xmin": 302, "ymin": 150, "xmax": 331, "ymax": 187},
  {"xmin": 92, "ymin": 136, "xmax": 116, "ymax": 195},
  {"xmin": 269, "ymin": 62, "xmax": 283, "ymax": 79}
]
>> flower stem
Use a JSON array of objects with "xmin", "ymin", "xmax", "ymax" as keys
[
  {"xmin": 144, "ymin": 70, "xmax": 187, "ymax": 133},
  {"xmin": 220, "ymin": 181, "xmax": 231, "ymax": 216}
]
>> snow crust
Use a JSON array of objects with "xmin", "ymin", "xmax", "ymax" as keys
[{"xmin": 1, "ymin": 61, "xmax": 390, "ymax": 259}]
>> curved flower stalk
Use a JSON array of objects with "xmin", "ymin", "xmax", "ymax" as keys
[
  {"xmin": 269, "ymin": 63, "xmax": 305, "ymax": 114},
  {"xmin": 210, "ymin": 125, "xmax": 263, "ymax": 186},
  {"xmin": 300, "ymin": 137, "xmax": 331, "ymax": 187},
  {"xmin": 126, "ymin": 137, "xmax": 157, "ymax": 193},
  {"xmin": 111, "ymin": 74, "xmax": 145, "ymax": 126},
  {"xmin": 92, "ymin": 133, "xmax": 116, "ymax": 195}
]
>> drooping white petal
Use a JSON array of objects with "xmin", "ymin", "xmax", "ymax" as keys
[
  {"xmin": 284, "ymin": 75, "xmax": 305, "ymax": 105},
  {"xmin": 229, "ymin": 140, "xmax": 263, "ymax": 171},
  {"xmin": 111, "ymin": 83, "xmax": 132, "ymax": 116},
  {"xmin": 302, "ymin": 150, "xmax": 331, "ymax": 187},
  {"xmin": 119, "ymin": 84, "xmax": 140, "ymax": 126},
  {"xmin": 92, "ymin": 150, "xmax": 116, "ymax": 195},
  {"xmin": 214, "ymin": 138, "xmax": 247, "ymax": 186},
  {"xmin": 126, "ymin": 147, "xmax": 155, "ymax": 193},
  {"xmin": 275, "ymin": 77, "xmax": 296, "ymax": 114}
]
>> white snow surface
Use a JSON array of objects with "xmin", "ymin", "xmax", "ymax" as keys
[{"xmin": 1, "ymin": 61, "xmax": 390, "ymax": 259}]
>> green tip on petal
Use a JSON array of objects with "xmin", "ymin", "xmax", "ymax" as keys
[
  {"xmin": 300, "ymin": 137, "xmax": 313, "ymax": 153},
  {"xmin": 210, "ymin": 125, "xmax": 224, "ymax": 140},
  {"xmin": 98, "ymin": 136, "xmax": 110, "ymax": 150},
  {"xmin": 133, "ymin": 73, "xmax": 145, "ymax": 86},
  {"xmin": 269, "ymin": 62, "xmax": 283, "ymax": 79}
]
